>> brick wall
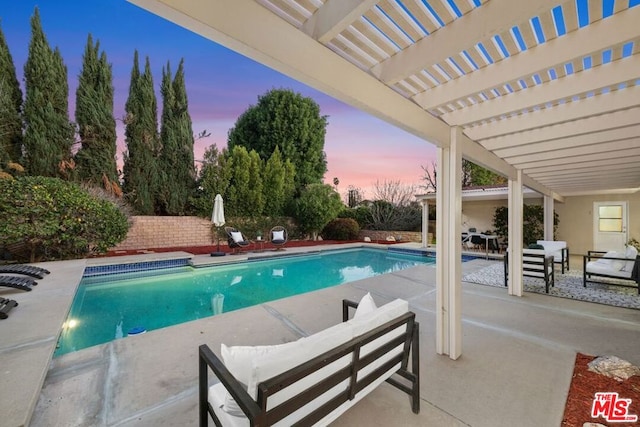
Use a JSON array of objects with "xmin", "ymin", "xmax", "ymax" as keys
[{"xmin": 112, "ymin": 216, "xmax": 214, "ymax": 250}]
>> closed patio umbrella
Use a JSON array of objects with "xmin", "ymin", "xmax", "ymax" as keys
[{"xmin": 211, "ymin": 194, "xmax": 226, "ymax": 256}]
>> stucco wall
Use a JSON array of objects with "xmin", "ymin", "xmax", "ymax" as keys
[
  {"xmin": 554, "ymin": 192, "xmax": 640, "ymax": 256},
  {"xmin": 461, "ymin": 198, "xmax": 543, "ymax": 233},
  {"xmin": 112, "ymin": 216, "xmax": 214, "ymax": 251}
]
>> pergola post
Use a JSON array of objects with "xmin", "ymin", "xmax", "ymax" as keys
[
  {"xmin": 544, "ymin": 195, "xmax": 554, "ymax": 240},
  {"xmin": 421, "ymin": 199, "xmax": 429, "ymax": 248},
  {"xmin": 508, "ymin": 170, "xmax": 524, "ymax": 296},
  {"xmin": 435, "ymin": 127, "xmax": 462, "ymax": 360}
]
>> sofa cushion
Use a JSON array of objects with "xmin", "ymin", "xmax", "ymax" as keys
[
  {"xmin": 622, "ymin": 246, "xmax": 638, "ymax": 272},
  {"xmin": 220, "ymin": 341, "xmax": 296, "ymax": 416},
  {"xmin": 586, "ymin": 260, "xmax": 633, "ymax": 279},
  {"xmin": 537, "ymin": 240, "xmax": 567, "ymax": 262},
  {"xmin": 600, "ymin": 251, "xmax": 625, "ymax": 271}
]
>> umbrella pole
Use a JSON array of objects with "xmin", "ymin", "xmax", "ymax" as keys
[{"xmin": 216, "ymin": 226, "xmax": 221, "ymax": 252}]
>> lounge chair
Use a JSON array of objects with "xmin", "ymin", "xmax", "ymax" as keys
[
  {"xmin": 0, "ymin": 275, "xmax": 37, "ymax": 292},
  {"xmin": 536, "ymin": 240, "xmax": 570, "ymax": 273},
  {"xmin": 583, "ymin": 245, "xmax": 639, "ymax": 293},
  {"xmin": 504, "ymin": 249, "xmax": 555, "ymax": 293},
  {"xmin": 269, "ymin": 226, "xmax": 288, "ymax": 251},
  {"xmin": 225, "ymin": 227, "xmax": 250, "ymax": 254},
  {"xmin": 0, "ymin": 297, "xmax": 18, "ymax": 319},
  {"xmin": 0, "ymin": 264, "xmax": 50, "ymax": 279}
]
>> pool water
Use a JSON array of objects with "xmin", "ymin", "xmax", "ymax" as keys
[{"xmin": 55, "ymin": 248, "xmax": 434, "ymax": 356}]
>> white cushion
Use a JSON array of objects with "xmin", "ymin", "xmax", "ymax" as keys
[
  {"xmin": 272, "ymin": 230, "xmax": 285, "ymax": 241},
  {"xmin": 220, "ymin": 342, "xmax": 294, "ymax": 415},
  {"xmin": 586, "ymin": 261, "xmax": 633, "ymax": 279},
  {"xmin": 230, "ymin": 231, "xmax": 244, "ymax": 243},
  {"xmin": 537, "ymin": 241, "xmax": 567, "ymax": 262},
  {"xmin": 622, "ymin": 246, "xmax": 638, "ymax": 272},
  {"xmin": 354, "ymin": 293, "xmax": 377, "ymax": 319},
  {"xmin": 601, "ymin": 251, "xmax": 625, "ymax": 270}
]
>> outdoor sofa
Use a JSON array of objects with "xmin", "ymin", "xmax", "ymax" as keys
[
  {"xmin": 583, "ymin": 245, "xmax": 639, "ymax": 294},
  {"xmin": 198, "ymin": 294, "xmax": 420, "ymax": 426}
]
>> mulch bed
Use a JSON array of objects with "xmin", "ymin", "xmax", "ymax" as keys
[
  {"xmin": 562, "ymin": 353, "xmax": 640, "ymax": 426},
  {"xmin": 98, "ymin": 239, "xmax": 402, "ymax": 257}
]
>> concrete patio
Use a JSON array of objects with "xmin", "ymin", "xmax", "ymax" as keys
[{"xmin": 1, "ymin": 244, "xmax": 639, "ymax": 426}]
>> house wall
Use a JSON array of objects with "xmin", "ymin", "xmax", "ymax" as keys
[
  {"xmin": 461, "ymin": 198, "xmax": 542, "ymax": 234},
  {"xmin": 554, "ymin": 192, "xmax": 640, "ymax": 256}
]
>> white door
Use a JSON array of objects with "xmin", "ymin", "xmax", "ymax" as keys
[{"xmin": 593, "ymin": 201, "xmax": 628, "ymax": 252}]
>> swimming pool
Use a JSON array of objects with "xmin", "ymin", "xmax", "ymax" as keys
[{"xmin": 55, "ymin": 248, "xmax": 435, "ymax": 356}]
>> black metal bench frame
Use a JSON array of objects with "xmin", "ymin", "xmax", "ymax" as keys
[
  {"xmin": 504, "ymin": 252, "xmax": 555, "ymax": 293},
  {"xmin": 199, "ymin": 299, "xmax": 420, "ymax": 426},
  {"xmin": 583, "ymin": 251, "xmax": 640, "ymax": 294}
]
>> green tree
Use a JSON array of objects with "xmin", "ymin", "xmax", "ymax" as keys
[
  {"xmin": 293, "ymin": 183, "xmax": 343, "ymax": 239},
  {"xmin": 158, "ymin": 59, "xmax": 195, "ymax": 215},
  {"xmin": 0, "ymin": 21, "xmax": 23, "ymax": 166},
  {"xmin": 74, "ymin": 34, "xmax": 119, "ymax": 191},
  {"xmin": 122, "ymin": 52, "xmax": 160, "ymax": 214},
  {"xmin": 262, "ymin": 146, "xmax": 295, "ymax": 216},
  {"xmin": 23, "ymin": 8, "xmax": 74, "ymax": 178},
  {"xmin": 191, "ymin": 144, "xmax": 231, "ymax": 217},
  {"xmin": 493, "ymin": 205, "xmax": 558, "ymax": 246},
  {"xmin": 225, "ymin": 145, "xmax": 264, "ymax": 217},
  {"xmin": 228, "ymin": 89, "xmax": 327, "ymax": 191}
]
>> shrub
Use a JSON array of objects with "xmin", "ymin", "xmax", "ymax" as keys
[
  {"xmin": 493, "ymin": 205, "xmax": 558, "ymax": 246},
  {"xmin": 338, "ymin": 206, "xmax": 373, "ymax": 229},
  {"xmin": 0, "ymin": 176, "xmax": 130, "ymax": 262},
  {"xmin": 322, "ymin": 218, "xmax": 360, "ymax": 240}
]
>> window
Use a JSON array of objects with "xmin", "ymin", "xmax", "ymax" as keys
[{"xmin": 598, "ymin": 205, "xmax": 622, "ymax": 232}]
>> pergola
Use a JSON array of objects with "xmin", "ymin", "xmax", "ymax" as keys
[{"xmin": 128, "ymin": 0, "xmax": 640, "ymax": 359}]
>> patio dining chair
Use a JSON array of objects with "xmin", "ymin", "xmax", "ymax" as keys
[
  {"xmin": 270, "ymin": 226, "xmax": 288, "ymax": 251},
  {"xmin": 225, "ymin": 227, "xmax": 250, "ymax": 254}
]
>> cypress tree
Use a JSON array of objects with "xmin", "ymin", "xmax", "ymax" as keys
[
  {"xmin": 74, "ymin": 34, "xmax": 118, "ymax": 192},
  {"xmin": 0, "ymin": 20, "xmax": 23, "ymax": 166},
  {"xmin": 158, "ymin": 59, "xmax": 195, "ymax": 215},
  {"xmin": 262, "ymin": 146, "xmax": 295, "ymax": 216},
  {"xmin": 23, "ymin": 8, "xmax": 74, "ymax": 178},
  {"xmin": 122, "ymin": 52, "xmax": 160, "ymax": 214}
]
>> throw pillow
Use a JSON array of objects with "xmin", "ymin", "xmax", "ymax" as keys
[
  {"xmin": 220, "ymin": 342, "xmax": 290, "ymax": 416},
  {"xmin": 354, "ymin": 292, "xmax": 377, "ymax": 319},
  {"xmin": 230, "ymin": 231, "xmax": 244, "ymax": 243},
  {"xmin": 273, "ymin": 230, "xmax": 285, "ymax": 241}
]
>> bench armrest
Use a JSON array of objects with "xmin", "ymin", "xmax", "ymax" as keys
[
  {"xmin": 199, "ymin": 344, "xmax": 262, "ymax": 421},
  {"xmin": 342, "ymin": 299, "xmax": 359, "ymax": 322}
]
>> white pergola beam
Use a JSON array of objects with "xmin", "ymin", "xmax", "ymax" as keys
[
  {"xmin": 301, "ymin": 0, "xmax": 380, "ymax": 43},
  {"xmin": 481, "ymin": 107, "xmax": 640, "ymax": 150},
  {"xmin": 515, "ymin": 146, "xmax": 640, "ymax": 169},
  {"xmin": 507, "ymin": 138, "xmax": 640, "ymax": 165},
  {"xmin": 127, "ymin": 0, "xmax": 452, "ymax": 147},
  {"xmin": 530, "ymin": 164, "xmax": 639, "ymax": 178},
  {"xmin": 442, "ymin": 54, "xmax": 640, "ymax": 126},
  {"xmin": 371, "ymin": 0, "xmax": 560, "ymax": 84},
  {"xmin": 494, "ymin": 125, "xmax": 640, "ymax": 158},
  {"xmin": 414, "ymin": 6, "xmax": 640, "ymax": 109},
  {"xmin": 526, "ymin": 156, "xmax": 640, "ymax": 174},
  {"xmin": 465, "ymin": 86, "xmax": 640, "ymax": 141}
]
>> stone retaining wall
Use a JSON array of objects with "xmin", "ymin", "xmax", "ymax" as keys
[
  {"xmin": 358, "ymin": 230, "xmax": 427, "ymax": 243},
  {"xmin": 112, "ymin": 216, "xmax": 213, "ymax": 251}
]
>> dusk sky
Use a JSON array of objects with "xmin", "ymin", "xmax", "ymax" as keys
[{"xmin": 1, "ymin": 1, "xmax": 437, "ymax": 198}]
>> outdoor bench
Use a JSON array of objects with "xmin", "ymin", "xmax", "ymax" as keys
[
  {"xmin": 583, "ymin": 248, "xmax": 639, "ymax": 294},
  {"xmin": 198, "ymin": 296, "xmax": 420, "ymax": 426},
  {"xmin": 504, "ymin": 249, "xmax": 555, "ymax": 293}
]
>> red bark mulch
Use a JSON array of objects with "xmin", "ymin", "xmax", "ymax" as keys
[{"xmin": 562, "ymin": 353, "xmax": 640, "ymax": 427}]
